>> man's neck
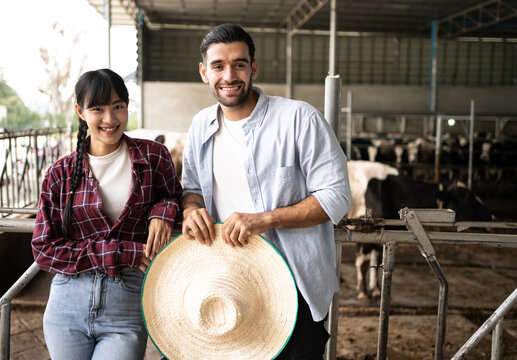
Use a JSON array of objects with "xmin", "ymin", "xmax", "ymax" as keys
[{"xmin": 220, "ymin": 90, "xmax": 259, "ymax": 121}]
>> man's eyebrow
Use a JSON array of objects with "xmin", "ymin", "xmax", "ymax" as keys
[
  {"xmin": 209, "ymin": 57, "xmax": 250, "ymax": 66},
  {"xmin": 112, "ymin": 99, "xmax": 125, "ymax": 105}
]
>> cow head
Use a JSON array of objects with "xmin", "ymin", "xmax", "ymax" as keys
[{"xmin": 443, "ymin": 181, "xmax": 493, "ymax": 221}]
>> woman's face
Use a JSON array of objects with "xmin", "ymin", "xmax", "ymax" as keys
[{"xmin": 75, "ymin": 91, "xmax": 128, "ymax": 156}]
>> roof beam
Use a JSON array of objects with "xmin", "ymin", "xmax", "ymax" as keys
[
  {"xmin": 281, "ymin": 0, "xmax": 329, "ymax": 36},
  {"xmin": 439, "ymin": 0, "xmax": 517, "ymax": 38}
]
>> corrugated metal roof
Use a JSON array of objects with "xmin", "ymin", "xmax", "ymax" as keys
[{"xmin": 87, "ymin": 0, "xmax": 517, "ymax": 37}]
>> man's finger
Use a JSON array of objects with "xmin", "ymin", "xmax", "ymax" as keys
[{"xmin": 201, "ymin": 213, "xmax": 215, "ymax": 243}]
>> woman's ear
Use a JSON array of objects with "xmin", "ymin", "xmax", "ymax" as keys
[{"xmin": 75, "ymin": 103, "xmax": 85, "ymax": 120}]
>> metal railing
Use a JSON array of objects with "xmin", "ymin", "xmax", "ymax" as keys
[
  {"xmin": 0, "ymin": 128, "xmax": 71, "ymax": 211},
  {"xmin": 337, "ymin": 210, "xmax": 517, "ymax": 360},
  {"xmin": 451, "ymin": 287, "xmax": 517, "ymax": 360},
  {"xmin": 2, "ymin": 210, "xmax": 517, "ymax": 359}
]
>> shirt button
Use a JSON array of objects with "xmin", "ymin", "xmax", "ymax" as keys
[{"xmin": 96, "ymin": 208, "xmax": 101, "ymax": 213}]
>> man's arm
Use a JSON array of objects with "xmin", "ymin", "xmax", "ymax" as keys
[
  {"xmin": 181, "ymin": 193, "xmax": 216, "ymax": 245},
  {"xmin": 222, "ymin": 195, "xmax": 329, "ymax": 247}
]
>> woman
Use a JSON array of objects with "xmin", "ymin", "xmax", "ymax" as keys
[{"xmin": 31, "ymin": 68, "xmax": 182, "ymax": 360}]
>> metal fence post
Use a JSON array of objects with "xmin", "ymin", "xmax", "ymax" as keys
[
  {"xmin": 377, "ymin": 241, "xmax": 396, "ymax": 360},
  {"xmin": 0, "ymin": 302, "xmax": 10, "ymax": 360},
  {"xmin": 0, "ymin": 262, "xmax": 41, "ymax": 360},
  {"xmin": 491, "ymin": 319, "xmax": 503, "ymax": 360}
]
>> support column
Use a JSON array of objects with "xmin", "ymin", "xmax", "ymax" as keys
[
  {"xmin": 434, "ymin": 115, "xmax": 442, "ymax": 183},
  {"xmin": 104, "ymin": 0, "xmax": 112, "ymax": 68},
  {"xmin": 429, "ymin": 20, "xmax": 438, "ymax": 113},
  {"xmin": 286, "ymin": 19, "xmax": 293, "ymax": 99},
  {"xmin": 329, "ymin": 0, "xmax": 337, "ymax": 76},
  {"xmin": 468, "ymin": 100, "xmax": 475, "ymax": 190}
]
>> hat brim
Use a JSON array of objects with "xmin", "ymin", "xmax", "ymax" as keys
[{"xmin": 141, "ymin": 223, "xmax": 298, "ymax": 360}]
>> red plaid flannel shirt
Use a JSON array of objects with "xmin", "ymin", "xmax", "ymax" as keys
[{"xmin": 32, "ymin": 135, "xmax": 182, "ymax": 276}]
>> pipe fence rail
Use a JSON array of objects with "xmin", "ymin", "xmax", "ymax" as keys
[
  {"xmin": 0, "ymin": 128, "xmax": 71, "ymax": 212},
  {"xmin": 2, "ymin": 209, "xmax": 517, "ymax": 360}
]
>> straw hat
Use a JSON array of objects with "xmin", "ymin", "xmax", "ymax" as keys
[{"xmin": 141, "ymin": 223, "xmax": 298, "ymax": 360}]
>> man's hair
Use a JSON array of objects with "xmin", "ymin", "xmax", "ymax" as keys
[{"xmin": 200, "ymin": 23, "xmax": 255, "ymax": 63}]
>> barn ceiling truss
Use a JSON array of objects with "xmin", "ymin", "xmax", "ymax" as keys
[
  {"xmin": 439, "ymin": 0, "xmax": 517, "ymax": 38},
  {"xmin": 281, "ymin": 0, "xmax": 329, "ymax": 36}
]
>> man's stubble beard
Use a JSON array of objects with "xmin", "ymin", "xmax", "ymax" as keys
[{"xmin": 212, "ymin": 76, "xmax": 253, "ymax": 107}]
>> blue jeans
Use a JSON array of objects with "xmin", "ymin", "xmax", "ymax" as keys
[{"xmin": 43, "ymin": 268, "xmax": 147, "ymax": 360}]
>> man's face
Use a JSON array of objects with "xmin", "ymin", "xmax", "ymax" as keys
[{"xmin": 199, "ymin": 41, "xmax": 258, "ymax": 108}]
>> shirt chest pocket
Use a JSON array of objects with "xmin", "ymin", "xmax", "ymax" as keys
[
  {"xmin": 270, "ymin": 165, "xmax": 296, "ymax": 181},
  {"xmin": 264, "ymin": 165, "xmax": 304, "ymax": 207}
]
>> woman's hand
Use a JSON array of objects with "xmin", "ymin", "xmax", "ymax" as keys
[
  {"xmin": 146, "ymin": 218, "xmax": 172, "ymax": 260},
  {"xmin": 139, "ymin": 244, "xmax": 151, "ymax": 273}
]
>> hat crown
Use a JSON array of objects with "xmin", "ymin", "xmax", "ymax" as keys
[
  {"xmin": 197, "ymin": 295, "xmax": 241, "ymax": 336},
  {"xmin": 184, "ymin": 276, "xmax": 246, "ymax": 337}
]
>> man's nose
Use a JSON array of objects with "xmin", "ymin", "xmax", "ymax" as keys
[{"xmin": 222, "ymin": 66, "xmax": 236, "ymax": 81}]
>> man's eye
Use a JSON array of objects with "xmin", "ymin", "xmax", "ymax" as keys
[{"xmin": 114, "ymin": 104, "xmax": 125, "ymax": 110}]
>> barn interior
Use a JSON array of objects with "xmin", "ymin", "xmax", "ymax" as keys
[
  {"xmin": 87, "ymin": 0, "xmax": 517, "ymax": 219},
  {"xmin": 4, "ymin": 1, "xmax": 517, "ymax": 360}
]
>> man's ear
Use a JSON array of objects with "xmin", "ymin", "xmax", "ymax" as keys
[
  {"xmin": 199, "ymin": 62, "xmax": 209, "ymax": 84},
  {"xmin": 251, "ymin": 59, "xmax": 258, "ymax": 81},
  {"xmin": 75, "ymin": 103, "xmax": 85, "ymax": 120}
]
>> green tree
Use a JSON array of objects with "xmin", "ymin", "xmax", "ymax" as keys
[{"xmin": 0, "ymin": 77, "xmax": 41, "ymax": 130}]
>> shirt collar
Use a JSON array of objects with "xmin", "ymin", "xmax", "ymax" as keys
[
  {"xmin": 82, "ymin": 134, "xmax": 147, "ymax": 171},
  {"xmin": 123, "ymin": 134, "xmax": 148, "ymax": 165},
  {"xmin": 243, "ymin": 86, "xmax": 268, "ymax": 133}
]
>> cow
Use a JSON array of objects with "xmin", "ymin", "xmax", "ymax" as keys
[
  {"xmin": 347, "ymin": 161, "xmax": 493, "ymax": 300},
  {"xmin": 479, "ymin": 138, "xmax": 517, "ymax": 182},
  {"xmin": 125, "ymin": 129, "xmax": 186, "ymax": 178},
  {"xmin": 346, "ymin": 161, "xmax": 399, "ymax": 299}
]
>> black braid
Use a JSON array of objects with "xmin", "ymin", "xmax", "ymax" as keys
[{"xmin": 62, "ymin": 119, "xmax": 88, "ymax": 238}]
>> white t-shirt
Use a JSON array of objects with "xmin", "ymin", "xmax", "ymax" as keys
[
  {"xmin": 88, "ymin": 141, "xmax": 132, "ymax": 224},
  {"xmin": 212, "ymin": 112, "xmax": 255, "ymax": 222}
]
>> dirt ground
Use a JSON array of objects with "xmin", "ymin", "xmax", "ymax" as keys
[
  {"xmin": 337, "ymin": 241, "xmax": 517, "ymax": 360},
  {"xmin": 9, "ymin": 218, "xmax": 517, "ymax": 359}
]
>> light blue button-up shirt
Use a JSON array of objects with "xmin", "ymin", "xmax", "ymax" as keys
[{"xmin": 182, "ymin": 87, "xmax": 351, "ymax": 321}]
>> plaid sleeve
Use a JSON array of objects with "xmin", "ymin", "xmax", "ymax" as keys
[
  {"xmin": 148, "ymin": 143, "xmax": 182, "ymax": 227},
  {"xmin": 31, "ymin": 163, "xmax": 143, "ymax": 276}
]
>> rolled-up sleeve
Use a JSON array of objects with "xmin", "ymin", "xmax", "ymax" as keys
[
  {"xmin": 148, "ymin": 144, "xmax": 182, "ymax": 226},
  {"xmin": 298, "ymin": 111, "xmax": 351, "ymax": 224}
]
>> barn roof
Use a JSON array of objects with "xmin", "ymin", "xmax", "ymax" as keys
[{"xmin": 87, "ymin": 0, "xmax": 517, "ymax": 38}]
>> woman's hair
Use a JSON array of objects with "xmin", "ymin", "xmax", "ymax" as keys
[
  {"xmin": 62, "ymin": 69, "xmax": 128, "ymax": 238},
  {"xmin": 200, "ymin": 23, "xmax": 255, "ymax": 63}
]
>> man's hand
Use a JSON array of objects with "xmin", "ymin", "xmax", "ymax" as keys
[
  {"xmin": 222, "ymin": 212, "xmax": 271, "ymax": 247},
  {"xmin": 182, "ymin": 207, "xmax": 215, "ymax": 245},
  {"xmin": 146, "ymin": 218, "xmax": 172, "ymax": 259},
  {"xmin": 182, "ymin": 193, "xmax": 215, "ymax": 245}
]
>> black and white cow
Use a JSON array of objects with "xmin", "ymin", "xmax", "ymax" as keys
[
  {"xmin": 346, "ymin": 161, "xmax": 399, "ymax": 299},
  {"xmin": 347, "ymin": 160, "xmax": 493, "ymax": 300}
]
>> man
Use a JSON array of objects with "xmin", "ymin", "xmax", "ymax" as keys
[{"xmin": 181, "ymin": 23, "xmax": 351, "ymax": 359}]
